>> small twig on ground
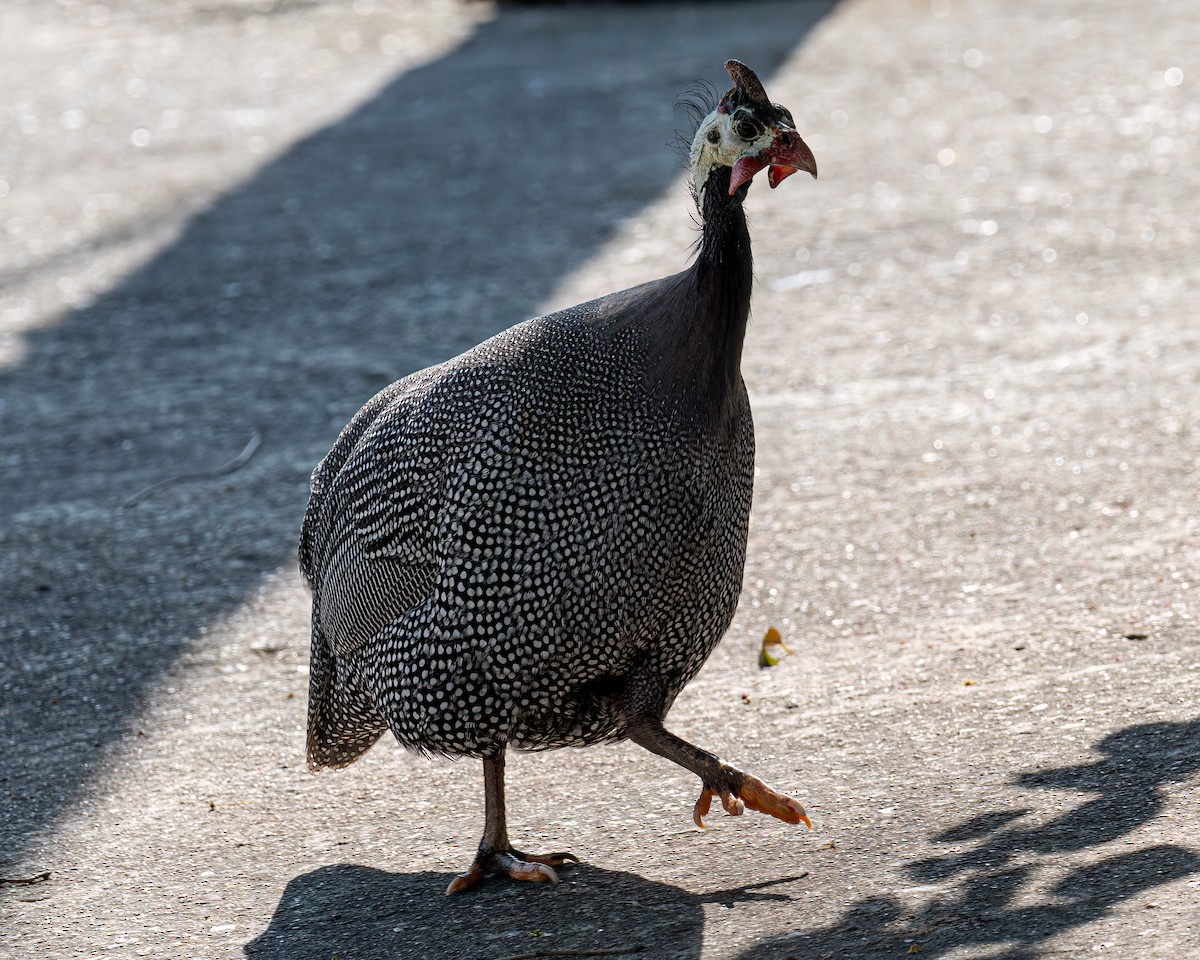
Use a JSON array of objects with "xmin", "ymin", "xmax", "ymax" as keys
[
  {"xmin": 0, "ymin": 871, "xmax": 51, "ymax": 885},
  {"xmin": 123, "ymin": 430, "xmax": 264, "ymax": 507},
  {"xmin": 498, "ymin": 946, "xmax": 643, "ymax": 960}
]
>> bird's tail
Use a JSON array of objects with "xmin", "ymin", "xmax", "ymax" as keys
[{"xmin": 306, "ymin": 611, "xmax": 387, "ymax": 771}]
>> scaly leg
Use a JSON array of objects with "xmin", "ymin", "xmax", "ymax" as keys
[
  {"xmin": 626, "ymin": 717, "xmax": 811, "ymax": 830},
  {"xmin": 445, "ymin": 750, "xmax": 578, "ymax": 895}
]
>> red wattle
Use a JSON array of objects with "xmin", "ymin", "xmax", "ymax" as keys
[{"xmin": 729, "ymin": 156, "xmax": 767, "ymax": 195}]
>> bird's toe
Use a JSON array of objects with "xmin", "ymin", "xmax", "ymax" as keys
[
  {"xmin": 739, "ymin": 773, "xmax": 812, "ymax": 829},
  {"xmin": 445, "ymin": 862, "xmax": 487, "ymax": 895},
  {"xmin": 518, "ymin": 850, "xmax": 579, "ymax": 868},
  {"xmin": 693, "ymin": 772, "xmax": 810, "ymax": 830},
  {"xmin": 495, "ymin": 851, "xmax": 561, "ymax": 884},
  {"xmin": 693, "ymin": 786, "xmax": 746, "ymax": 828},
  {"xmin": 445, "ymin": 847, "xmax": 577, "ymax": 894}
]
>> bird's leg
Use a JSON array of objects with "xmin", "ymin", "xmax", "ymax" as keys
[
  {"xmin": 625, "ymin": 717, "xmax": 811, "ymax": 830},
  {"xmin": 445, "ymin": 750, "xmax": 578, "ymax": 895}
]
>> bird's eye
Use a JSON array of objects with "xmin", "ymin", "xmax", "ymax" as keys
[
  {"xmin": 706, "ymin": 128, "xmax": 721, "ymax": 144},
  {"xmin": 735, "ymin": 119, "xmax": 762, "ymax": 140}
]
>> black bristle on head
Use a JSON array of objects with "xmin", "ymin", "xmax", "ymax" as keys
[
  {"xmin": 674, "ymin": 79, "xmax": 718, "ymax": 128},
  {"xmin": 670, "ymin": 79, "xmax": 718, "ymax": 162}
]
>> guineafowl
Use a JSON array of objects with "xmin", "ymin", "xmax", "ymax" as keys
[{"xmin": 300, "ymin": 59, "xmax": 817, "ymax": 894}]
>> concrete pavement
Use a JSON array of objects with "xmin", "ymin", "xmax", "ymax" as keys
[{"xmin": 2, "ymin": 1, "xmax": 1197, "ymax": 957}]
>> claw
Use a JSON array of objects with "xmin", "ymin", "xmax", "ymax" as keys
[
  {"xmin": 693, "ymin": 787, "xmax": 715, "ymax": 828},
  {"xmin": 445, "ymin": 862, "xmax": 487, "ymax": 895}
]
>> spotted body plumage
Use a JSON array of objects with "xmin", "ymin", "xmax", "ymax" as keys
[{"xmin": 302, "ymin": 288, "xmax": 754, "ymax": 767}]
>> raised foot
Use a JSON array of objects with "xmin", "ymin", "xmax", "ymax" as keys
[
  {"xmin": 693, "ymin": 773, "xmax": 812, "ymax": 830},
  {"xmin": 445, "ymin": 849, "xmax": 579, "ymax": 895}
]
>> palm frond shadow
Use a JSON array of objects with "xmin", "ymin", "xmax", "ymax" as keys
[{"xmin": 739, "ymin": 718, "xmax": 1200, "ymax": 959}]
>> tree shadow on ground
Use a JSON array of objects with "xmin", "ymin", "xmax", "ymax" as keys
[
  {"xmin": 739, "ymin": 718, "xmax": 1200, "ymax": 959},
  {"xmin": 0, "ymin": 1, "xmax": 835, "ymax": 870},
  {"xmin": 244, "ymin": 863, "xmax": 805, "ymax": 960}
]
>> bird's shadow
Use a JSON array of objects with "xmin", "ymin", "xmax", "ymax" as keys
[
  {"xmin": 244, "ymin": 863, "xmax": 804, "ymax": 960},
  {"xmin": 737, "ymin": 717, "xmax": 1200, "ymax": 959}
]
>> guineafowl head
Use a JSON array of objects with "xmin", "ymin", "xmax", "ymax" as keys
[{"xmin": 689, "ymin": 60, "xmax": 817, "ymax": 206}]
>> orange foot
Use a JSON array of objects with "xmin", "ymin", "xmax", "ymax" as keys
[
  {"xmin": 445, "ymin": 849, "xmax": 578, "ymax": 895},
  {"xmin": 693, "ymin": 773, "xmax": 812, "ymax": 830}
]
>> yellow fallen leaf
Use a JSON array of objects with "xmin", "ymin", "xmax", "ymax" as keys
[{"xmin": 758, "ymin": 626, "xmax": 793, "ymax": 669}]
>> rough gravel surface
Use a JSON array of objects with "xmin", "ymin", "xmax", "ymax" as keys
[{"xmin": 2, "ymin": 1, "xmax": 1197, "ymax": 958}]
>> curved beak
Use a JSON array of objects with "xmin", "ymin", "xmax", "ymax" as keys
[
  {"xmin": 728, "ymin": 127, "xmax": 818, "ymax": 196},
  {"xmin": 762, "ymin": 128, "xmax": 818, "ymax": 188}
]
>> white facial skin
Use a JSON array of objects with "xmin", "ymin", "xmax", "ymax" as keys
[{"xmin": 689, "ymin": 108, "xmax": 779, "ymax": 204}]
